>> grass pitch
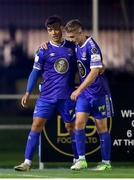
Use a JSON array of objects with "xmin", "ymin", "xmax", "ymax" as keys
[
  {"xmin": 0, "ymin": 162, "xmax": 134, "ymax": 178},
  {"xmin": 0, "ymin": 126, "xmax": 134, "ymax": 178}
]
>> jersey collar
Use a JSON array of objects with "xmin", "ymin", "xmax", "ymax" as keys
[
  {"xmin": 50, "ymin": 40, "xmax": 66, "ymax": 47},
  {"xmin": 79, "ymin": 36, "xmax": 91, "ymax": 48}
]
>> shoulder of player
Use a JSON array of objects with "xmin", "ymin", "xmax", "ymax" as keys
[
  {"xmin": 35, "ymin": 47, "xmax": 47, "ymax": 57},
  {"xmin": 86, "ymin": 37, "xmax": 101, "ymax": 53},
  {"xmin": 86, "ymin": 37, "xmax": 95, "ymax": 46},
  {"xmin": 87, "ymin": 37, "xmax": 99, "ymax": 48}
]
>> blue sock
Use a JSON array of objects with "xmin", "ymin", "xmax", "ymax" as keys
[
  {"xmin": 99, "ymin": 132, "xmax": 111, "ymax": 161},
  {"xmin": 70, "ymin": 133, "xmax": 78, "ymax": 159},
  {"xmin": 75, "ymin": 129, "xmax": 86, "ymax": 156},
  {"xmin": 25, "ymin": 131, "xmax": 40, "ymax": 160}
]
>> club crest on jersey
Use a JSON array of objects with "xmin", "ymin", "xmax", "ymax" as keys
[
  {"xmin": 54, "ymin": 58, "xmax": 69, "ymax": 74},
  {"xmin": 82, "ymin": 52, "xmax": 87, "ymax": 60},
  {"xmin": 77, "ymin": 60, "xmax": 86, "ymax": 78},
  {"xmin": 91, "ymin": 47, "xmax": 98, "ymax": 54}
]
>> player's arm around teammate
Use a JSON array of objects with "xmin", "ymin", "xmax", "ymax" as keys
[{"xmin": 14, "ymin": 16, "xmax": 79, "ymax": 171}]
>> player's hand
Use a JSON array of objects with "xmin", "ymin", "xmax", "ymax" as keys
[
  {"xmin": 70, "ymin": 89, "xmax": 81, "ymax": 101},
  {"xmin": 40, "ymin": 41, "xmax": 48, "ymax": 49},
  {"xmin": 21, "ymin": 92, "xmax": 30, "ymax": 107}
]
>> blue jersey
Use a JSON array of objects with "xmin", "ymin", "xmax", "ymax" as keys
[
  {"xmin": 33, "ymin": 40, "xmax": 77, "ymax": 100},
  {"xmin": 76, "ymin": 37, "xmax": 110, "ymax": 98}
]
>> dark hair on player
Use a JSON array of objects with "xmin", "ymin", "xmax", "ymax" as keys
[{"xmin": 45, "ymin": 15, "xmax": 64, "ymax": 28}]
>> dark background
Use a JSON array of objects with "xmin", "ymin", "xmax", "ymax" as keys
[
  {"xmin": 0, "ymin": 0, "xmax": 134, "ymax": 167},
  {"xmin": 0, "ymin": 0, "xmax": 134, "ymax": 29}
]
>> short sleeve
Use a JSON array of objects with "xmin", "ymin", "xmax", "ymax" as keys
[
  {"xmin": 88, "ymin": 39, "xmax": 103, "ymax": 69},
  {"xmin": 33, "ymin": 48, "xmax": 45, "ymax": 70}
]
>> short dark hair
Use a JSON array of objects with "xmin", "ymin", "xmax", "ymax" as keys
[
  {"xmin": 65, "ymin": 19, "xmax": 84, "ymax": 32},
  {"xmin": 45, "ymin": 15, "xmax": 64, "ymax": 28}
]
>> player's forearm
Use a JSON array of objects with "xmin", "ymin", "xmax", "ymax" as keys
[
  {"xmin": 78, "ymin": 68, "xmax": 100, "ymax": 93},
  {"xmin": 26, "ymin": 69, "xmax": 40, "ymax": 94}
]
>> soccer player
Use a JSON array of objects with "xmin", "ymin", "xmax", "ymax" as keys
[
  {"xmin": 14, "ymin": 15, "xmax": 78, "ymax": 171},
  {"xmin": 65, "ymin": 19, "xmax": 114, "ymax": 170}
]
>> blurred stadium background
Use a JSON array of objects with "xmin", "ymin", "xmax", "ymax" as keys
[{"xmin": 0, "ymin": 0, "xmax": 134, "ymax": 177}]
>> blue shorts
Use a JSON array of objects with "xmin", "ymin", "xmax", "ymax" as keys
[
  {"xmin": 76, "ymin": 94, "xmax": 114, "ymax": 119},
  {"xmin": 33, "ymin": 97, "xmax": 76, "ymax": 123}
]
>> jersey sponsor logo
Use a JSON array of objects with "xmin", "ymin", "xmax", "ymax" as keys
[
  {"xmin": 77, "ymin": 60, "xmax": 86, "ymax": 78},
  {"xmin": 91, "ymin": 54, "xmax": 101, "ymax": 62},
  {"xmin": 54, "ymin": 58, "xmax": 69, "ymax": 74},
  {"xmin": 34, "ymin": 54, "xmax": 39, "ymax": 62}
]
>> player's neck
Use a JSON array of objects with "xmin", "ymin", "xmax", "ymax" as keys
[
  {"xmin": 51, "ymin": 38, "xmax": 64, "ymax": 46},
  {"xmin": 78, "ymin": 35, "xmax": 87, "ymax": 46}
]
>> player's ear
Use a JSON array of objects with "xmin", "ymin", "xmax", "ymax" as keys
[{"xmin": 78, "ymin": 27, "xmax": 82, "ymax": 34}]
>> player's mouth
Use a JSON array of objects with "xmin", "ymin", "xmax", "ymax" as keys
[{"xmin": 53, "ymin": 35, "xmax": 59, "ymax": 39}]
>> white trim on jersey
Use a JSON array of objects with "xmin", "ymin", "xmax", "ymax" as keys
[
  {"xmin": 34, "ymin": 54, "xmax": 39, "ymax": 62},
  {"xmin": 50, "ymin": 40, "xmax": 66, "ymax": 47},
  {"xmin": 79, "ymin": 37, "xmax": 91, "ymax": 48},
  {"xmin": 33, "ymin": 66, "xmax": 41, "ymax": 70},
  {"xmin": 90, "ymin": 65, "xmax": 103, "ymax": 68}
]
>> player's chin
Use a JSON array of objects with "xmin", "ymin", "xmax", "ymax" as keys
[{"xmin": 52, "ymin": 36, "xmax": 59, "ymax": 41}]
